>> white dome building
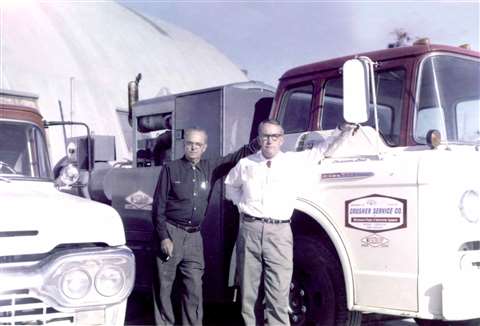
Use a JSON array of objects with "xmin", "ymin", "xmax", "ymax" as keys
[{"xmin": 0, "ymin": 2, "xmax": 248, "ymax": 162}]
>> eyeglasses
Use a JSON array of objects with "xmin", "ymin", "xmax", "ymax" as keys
[
  {"xmin": 185, "ymin": 141, "xmax": 205, "ymax": 147},
  {"xmin": 259, "ymin": 133, "xmax": 283, "ymax": 142}
]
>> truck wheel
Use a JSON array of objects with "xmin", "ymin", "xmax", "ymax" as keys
[{"xmin": 290, "ymin": 236, "xmax": 361, "ymax": 326}]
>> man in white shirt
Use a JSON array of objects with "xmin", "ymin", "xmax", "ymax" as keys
[{"xmin": 225, "ymin": 119, "xmax": 326, "ymax": 325}]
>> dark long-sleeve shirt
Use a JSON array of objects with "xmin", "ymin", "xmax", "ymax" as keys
[{"xmin": 152, "ymin": 141, "xmax": 258, "ymax": 241}]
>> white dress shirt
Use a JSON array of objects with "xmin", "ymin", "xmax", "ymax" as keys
[{"xmin": 225, "ymin": 146, "xmax": 325, "ymax": 220}]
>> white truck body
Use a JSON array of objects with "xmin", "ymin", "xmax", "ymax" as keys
[
  {"xmin": 291, "ymin": 127, "xmax": 480, "ymax": 321},
  {"xmin": 274, "ymin": 44, "xmax": 480, "ymax": 324},
  {"xmin": 0, "ymin": 90, "xmax": 134, "ymax": 325},
  {"xmin": 0, "ymin": 181, "xmax": 126, "ymax": 256}
]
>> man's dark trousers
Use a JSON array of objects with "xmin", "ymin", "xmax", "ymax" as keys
[{"xmin": 153, "ymin": 222, "xmax": 204, "ymax": 326}]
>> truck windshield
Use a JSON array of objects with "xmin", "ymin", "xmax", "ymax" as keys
[
  {"xmin": 0, "ymin": 121, "xmax": 51, "ymax": 179},
  {"xmin": 322, "ymin": 68, "xmax": 405, "ymax": 146},
  {"xmin": 414, "ymin": 55, "xmax": 480, "ymax": 144}
]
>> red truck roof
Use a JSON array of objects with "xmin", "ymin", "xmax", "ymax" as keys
[
  {"xmin": 0, "ymin": 90, "xmax": 43, "ymax": 127},
  {"xmin": 280, "ymin": 43, "xmax": 480, "ymax": 81}
]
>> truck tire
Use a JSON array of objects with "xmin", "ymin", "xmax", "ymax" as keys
[{"xmin": 290, "ymin": 235, "xmax": 361, "ymax": 326}]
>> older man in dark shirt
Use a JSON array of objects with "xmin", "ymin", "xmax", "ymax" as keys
[{"xmin": 152, "ymin": 127, "xmax": 258, "ymax": 326}]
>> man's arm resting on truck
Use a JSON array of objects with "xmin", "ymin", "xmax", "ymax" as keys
[
  {"xmin": 152, "ymin": 166, "xmax": 174, "ymax": 257},
  {"xmin": 211, "ymin": 138, "xmax": 259, "ymax": 179},
  {"xmin": 293, "ymin": 129, "xmax": 345, "ymax": 163}
]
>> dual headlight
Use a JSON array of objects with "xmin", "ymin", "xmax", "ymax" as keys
[
  {"xmin": 39, "ymin": 247, "xmax": 135, "ymax": 310},
  {"xmin": 459, "ymin": 190, "xmax": 480, "ymax": 223},
  {"xmin": 61, "ymin": 266, "xmax": 125, "ymax": 299}
]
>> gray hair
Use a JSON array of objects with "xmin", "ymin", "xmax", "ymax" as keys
[
  {"xmin": 258, "ymin": 119, "xmax": 284, "ymax": 135},
  {"xmin": 184, "ymin": 127, "xmax": 208, "ymax": 142}
]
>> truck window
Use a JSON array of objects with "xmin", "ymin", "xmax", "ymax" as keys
[
  {"xmin": 414, "ymin": 55, "xmax": 480, "ymax": 144},
  {"xmin": 457, "ymin": 99, "xmax": 480, "ymax": 141},
  {"xmin": 415, "ymin": 107, "xmax": 447, "ymax": 143},
  {"xmin": 322, "ymin": 69, "xmax": 405, "ymax": 146},
  {"xmin": 0, "ymin": 121, "xmax": 51, "ymax": 179},
  {"xmin": 278, "ymin": 84, "xmax": 313, "ymax": 134}
]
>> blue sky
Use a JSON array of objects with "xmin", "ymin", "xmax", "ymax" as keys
[{"xmin": 121, "ymin": 1, "xmax": 480, "ymax": 87}]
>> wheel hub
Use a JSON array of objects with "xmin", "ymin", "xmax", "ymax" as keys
[{"xmin": 289, "ymin": 281, "xmax": 307, "ymax": 325}]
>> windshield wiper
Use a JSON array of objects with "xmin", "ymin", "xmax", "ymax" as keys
[{"xmin": 0, "ymin": 176, "xmax": 11, "ymax": 183}]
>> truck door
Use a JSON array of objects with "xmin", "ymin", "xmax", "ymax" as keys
[
  {"xmin": 315, "ymin": 142, "xmax": 418, "ymax": 312},
  {"xmin": 278, "ymin": 66, "xmax": 419, "ymax": 312}
]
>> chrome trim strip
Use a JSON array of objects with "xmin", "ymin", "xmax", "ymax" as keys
[{"xmin": 321, "ymin": 172, "xmax": 374, "ymax": 180}]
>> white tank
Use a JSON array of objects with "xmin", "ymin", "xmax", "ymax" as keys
[{"xmin": 0, "ymin": 2, "xmax": 248, "ymax": 163}]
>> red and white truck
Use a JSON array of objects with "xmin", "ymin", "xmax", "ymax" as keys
[{"xmin": 275, "ymin": 40, "xmax": 480, "ymax": 325}]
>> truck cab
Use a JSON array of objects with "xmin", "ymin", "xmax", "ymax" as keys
[
  {"xmin": 273, "ymin": 42, "xmax": 480, "ymax": 324},
  {"xmin": 0, "ymin": 90, "xmax": 134, "ymax": 325}
]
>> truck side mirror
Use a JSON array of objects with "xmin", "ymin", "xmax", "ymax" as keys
[{"xmin": 342, "ymin": 59, "xmax": 370, "ymax": 124}]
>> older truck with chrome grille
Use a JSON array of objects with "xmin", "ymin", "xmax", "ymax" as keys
[{"xmin": 0, "ymin": 89, "xmax": 135, "ymax": 325}]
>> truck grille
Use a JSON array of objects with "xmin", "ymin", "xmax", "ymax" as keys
[{"xmin": 0, "ymin": 290, "xmax": 74, "ymax": 325}]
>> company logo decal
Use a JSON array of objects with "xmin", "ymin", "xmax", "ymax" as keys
[
  {"xmin": 345, "ymin": 194, "xmax": 407, "ymax": 232},
  {"xmin": 125, "ymin": 190, "xmax": 153, "ymax": 211},
  {"xmin": 361, "ymin": 233, "xmax": 390, "ymax": 248}
]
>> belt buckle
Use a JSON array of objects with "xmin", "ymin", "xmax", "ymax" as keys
[
  {"xmin": 187, "ymin": 226, "xmax": 199, "ymax": 233},
  {"xmin": 265, "ymin": 217, "xmax": 274, "ymax": 224}
]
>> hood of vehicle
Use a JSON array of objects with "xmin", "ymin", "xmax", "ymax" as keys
[{"xmin": 0, "ymin": 180, "xmax": 126, "ymax": 256}]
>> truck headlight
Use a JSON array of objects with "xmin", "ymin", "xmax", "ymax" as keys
[
  {"xmin": 39, "ymin": 247, "xmax": 135, "ymax": 310},
  {"xmin": 459, "ymin": 190, "xmax": 480, "ymax": 223},
  {"xmin": 61, "ymin": 269, "xmax": 92, "ymax": 299},
  {"xmin": 95, "ymin": 266, "xmax": 125, "ymax": 297},
  {"xmin": 59, "ymin": 164, "xmax": 80, "ymax": 186}
]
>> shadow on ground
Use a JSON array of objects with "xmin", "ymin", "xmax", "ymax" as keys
[{"xmin": 126, "ymin": 291, "xmax": 243, "ymax": 326}]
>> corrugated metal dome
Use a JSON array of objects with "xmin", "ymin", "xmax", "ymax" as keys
[{"xmin": 0, "ymin": 2, "xmax": 248, "ymax": 162}]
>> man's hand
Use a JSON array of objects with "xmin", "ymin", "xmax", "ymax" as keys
[{"xmin": 161, "ymin": 238, "xmax": 174, "ymax": 257}]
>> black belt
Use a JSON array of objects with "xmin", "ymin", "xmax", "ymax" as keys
[
  {"xmin": 242, "ymin": 213, "xmax": 290, "ymax": 224},
  {"xmin": 166, "ymin": 220, "xmax": 201, "ymax": 233}
]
